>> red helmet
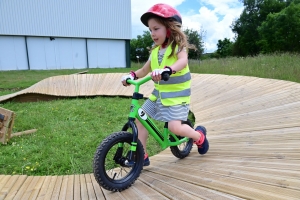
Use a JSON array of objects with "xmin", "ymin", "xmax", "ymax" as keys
[{"xmin": 140, "ymin": 3, "xmax": 182, "ymax": 27}]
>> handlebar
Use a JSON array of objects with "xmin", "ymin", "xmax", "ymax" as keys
[
  {"xmin": 126, "ymin": 71, "xmax": 171, "ymax": 86},
  {"xmin": 126, "ymin": 76, "xmax": 151, "ymax": 86},
  {"xmin": 161, "ymin": 71, "xmax": 170, "ymax": 81}
]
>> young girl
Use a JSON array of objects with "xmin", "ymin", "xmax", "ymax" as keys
[{"xmin": 122, "ymin": 3, "xmax": 209, "ymax": 166}]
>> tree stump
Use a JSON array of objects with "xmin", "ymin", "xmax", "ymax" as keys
[{"xmin": 0, "ymin": 107, "xmax": 15, "ymax": 144}]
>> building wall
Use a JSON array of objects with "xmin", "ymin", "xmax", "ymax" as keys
[
  {"xmin": 0, "ymin": 36, "xmax": 127, "ymax": 70},
  {"xmin": 0, "ymin": 0, "xmax": 131, "ymax": 39},
  {"xmin": 0, "ymin": 0, "xmax": 131, "ymax": 71},
  {"xmin": 0, "ymin": 36, "xmax": 28, "ymax": 70},
  {"xmin": 27, "ymin": 37, "xmax": 88, "ymax": 70},
  {"xmin": 87, "ymin": 39, "xmax": 126, "ymax": 68}
]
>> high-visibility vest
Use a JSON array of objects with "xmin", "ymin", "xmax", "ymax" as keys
[{"xmin": 149, "ymin": 45, "xmax": 191, "ymax": 106}]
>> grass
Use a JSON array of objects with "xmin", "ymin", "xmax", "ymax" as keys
[
  {"xmin": 190, "ymin": 53, "xmax": 300, "ymax": 83},
  {"xmin": 1, "ymin": 97, "xmax": 163, "ymax": 175},
  {"xmin": 0, "ymin": 53, "xmax": 299, "ymax": 176}
]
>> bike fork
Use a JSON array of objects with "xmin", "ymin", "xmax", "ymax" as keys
[
  {"xmin": 121, "ymin": 118, "xmax": 138, "ymax": 164},
  {"xmin": 128, "ymin": 119, "xmax": 138, "ymax": 161}
]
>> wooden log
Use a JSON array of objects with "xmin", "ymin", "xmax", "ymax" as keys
[
  {"xmin": 10, "ymin": 129, "xmax": 37, "ymax": 138},
  {"xmin": 74, "ymin": 70, "xmax": 88, "ymax": 74}
]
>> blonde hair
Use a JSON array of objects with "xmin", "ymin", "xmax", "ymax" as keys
[{"xmin": 149, "ymin": 16, "xmax": 197, "ymax": 58}]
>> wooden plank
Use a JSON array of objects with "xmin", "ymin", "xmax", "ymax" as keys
[
  {"xmin": 0, "ymin": 175, "xmax": 10, "ymax": 192},
  {"xmin": 126, "ymin": 179, "xmax": 169, "ymax": 200},
  {"xmin": 43, "ymin": 176, "xmax": 57, "ymax": 199},
  {"xmin": 140, "ymin": 172, "xmax": 239, "ymax": 200},
  {"xmin": 25, "ymin": 176, "xmax": 45, "ymax": 199},
  {"xmin": 36, "ymin": 176, "xmax": 52, "ymax": 200},
  {"xmin": 90, "ymin": 174, "xmax": 106, "ymax": 200},
  {"xmin": 12, "ymin": 176, "xmax": 33, "ymax": 199},
  {"xmin": 84, "ymin": 174, "xmax": 96, "ymax": 200},
  {"xmin": 58, "ymin": 175, "xmax": 69, "ymax": 200},
  {"xmin": 197, "ymin": 163, "xmax": 300, "ymax": 191},
  {"xmin": 138, "ymin": 173, "xmax": 202, "ymax": 200},
  {"xmin": 102, "ymin": 188, "xmax": 126, "ymax": 200},
  {"xmin": 0, "ymin": 176, "xmax": 18, "ymax": 199},
  {"xmin": 79, "ymin": 174, "xmax": 88, "ymax": 200},
  {"xmin": 50, "ymin": 175, "xmax": 63, "ymax": 200},
  {"xmin": 73, "ymin": 175, "xmax": 81, "ymax": 200},
  {"xmin": 192, "ymin": 80, "xmax": 297, "ymax": 106},
  {"xmin": 146, "ymin": 163, "xmax": 300, "ymax": 200},
  {"xmin": 65, "ymin": 175, "xmax": 74, "ymax": 200},
  {"xmin": 29, "ymin": 176, "xmax": 46, "ymax": 199},
  {"xmin": 3, "ymin": 175, "xmax": 27, "ymax": 200}
]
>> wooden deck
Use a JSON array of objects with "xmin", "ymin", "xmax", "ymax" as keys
[{"xmin": 0, "ymin": 73, "xmax": 300, "ymax": 199}]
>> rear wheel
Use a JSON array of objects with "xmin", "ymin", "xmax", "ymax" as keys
[
  {"xmin": 169, "ymin": 119, "xmax": 194, "ymax": 158},
  {"xmin": 93, "ymin": 131, "xmax": 144, "ymax": 191}
]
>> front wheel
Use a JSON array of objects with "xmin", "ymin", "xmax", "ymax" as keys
[
  {"xmin": 93, "ymin": 131, "xmax": 144, "ymax": 191},
  {"xmin": 169, "ymin": 119, "xmax": 194, "ymax": 158}
]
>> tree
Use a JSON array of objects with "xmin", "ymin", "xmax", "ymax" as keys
[
  {"xmin": 183, "ymin": 28, "xmax": 205, "ymax": 59},
  {"xmin": 231, "ymin": 0, "xmax": 286, "ymax": 56},
  {"xmin": 130, "ymin": 28, "xmax": 205, "ymax": 62},
  {"xmin": 257, "ymin": 2, "xmax": 300, "ymax": 53},
  {"xmin": 130, "ymin": 31, "xmax": 153, "ymax": 62},
  {"xmin": 216, "ymin": 38, "xmax": 234, "ymax": 57}
]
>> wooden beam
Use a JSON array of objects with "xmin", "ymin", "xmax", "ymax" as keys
[{"xmin": 10, "ymin": 129, "xmax": 37, "ymax": 138}]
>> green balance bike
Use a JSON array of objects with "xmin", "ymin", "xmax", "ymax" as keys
[{"xmin": 93, "ymin": 72, "xmax": 194, "ymax": 192}]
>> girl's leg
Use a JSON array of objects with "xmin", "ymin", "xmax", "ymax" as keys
[
  {"xmin": 168, "ymin": 120, "xmax": 209, "ymax": 155},
  {"xmin": 168, "ymin": 120, "xmax": 201, "ymax": 141},
  {"xmin": 135, "ymin": 119, "xmax": 149, "ymax": 155}
]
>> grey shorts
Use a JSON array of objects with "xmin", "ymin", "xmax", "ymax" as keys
[{"xmin": 141, "ymin": 98, "xmax": 190, "ymax": 122}]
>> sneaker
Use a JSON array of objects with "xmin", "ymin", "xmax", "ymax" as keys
[
  {"xmin": 143, "ymin": 154, "xmax": 150, "ymax": 166},
  {"xmin": 194, "ymin": 126, "xmax": 209, "ymax": 155}
]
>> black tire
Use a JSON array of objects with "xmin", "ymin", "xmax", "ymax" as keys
[
  {"xmin": 169, "ymin": 119, "xmax": 194, "ymax": 159},
  {"xmin": 93, "ymin": 131, "xmax": 144, "ymax": 191}
]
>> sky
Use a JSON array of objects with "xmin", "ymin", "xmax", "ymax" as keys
[{"xmin": 131, "ymin": 0, "xmax": 244, "ymax": 53}]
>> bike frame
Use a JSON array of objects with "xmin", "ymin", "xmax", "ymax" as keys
[{"xmin": 124, "ymin": 76, "xmax": 190, "ymax": 151}]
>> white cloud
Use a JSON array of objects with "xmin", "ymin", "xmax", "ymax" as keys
[{"xmin": 131, "ymin": 0, "xmax": 244, "ymax": 53}]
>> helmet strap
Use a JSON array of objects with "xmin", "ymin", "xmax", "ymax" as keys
[
  {"xmin": 166, "ymin": 29, "xmax": 171, "ymax": 38},
  {"xmin": 162, "ymin": 38, "xmax": 168, "ymax": 48},
  {"xmin": 162, "ymin": 29, "xmax": 171, "ymax": 48}
]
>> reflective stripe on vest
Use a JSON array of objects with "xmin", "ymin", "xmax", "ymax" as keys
[
  {"xmin": 151, "ymin": 88, "xmax": 191, "ymax": 99},
  {"xmin": 154, "ymin": 72, "xmax": 191, "ymax": 85},
  {"xmin": 150, "ymin": 44, "xmax": 191, "ymax": 106}
]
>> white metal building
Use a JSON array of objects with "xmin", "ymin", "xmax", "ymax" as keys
[{"xmin": 0, "ymin": 0, "xmax": 131, "ymax": 71}]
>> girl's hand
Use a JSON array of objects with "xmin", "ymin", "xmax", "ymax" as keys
[
  {"xmin": 151, "ymin": 69, "xmax": 163, "ymax": 82},
  {"xmin": 151, "ymin": 67, "xmax": 172, "ymax": 81},
  {"xmin": 121, "ymin": 71, "xmax": 137, "ymax": 86},
  {"xmin": 121, "ymin": 74, "xmax": 134, "ymax": 86}
]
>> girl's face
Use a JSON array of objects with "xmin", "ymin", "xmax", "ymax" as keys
[{"xmin": 148, "ymin": 18, "xmax": 167, "ymax": 46}]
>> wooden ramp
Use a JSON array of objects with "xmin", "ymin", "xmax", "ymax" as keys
[{"xmin": 0, "ymin": 73, "xmax": 300, "ymax": 199}]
